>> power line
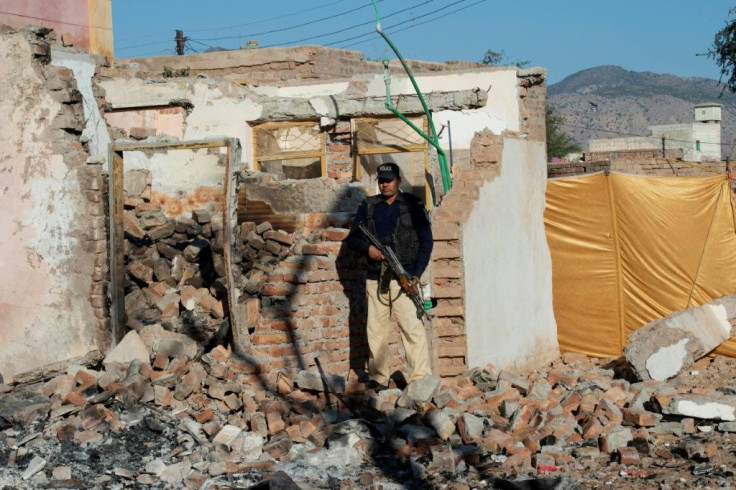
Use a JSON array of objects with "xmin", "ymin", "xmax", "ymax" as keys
[
  {"xmin": 320, "ymin": 0, "xmax": 479, "ymax": 49},
  {"xmin": 117, "ymin": 38, "xmax": 173, "ymax": 53},
  {"xmin": 340, "ymin": 0, "xmax": 486, "ymax": 48},
  {"xmin": 193, "ymin": 1, "xmax": 384, "ymax": 43},
  {"xmin": 261, "ymin": 0, "xmax": 438, "ymax": 48},
  {"xmin": 115, "ymin": 0, "xmax": 350, "ymax": 42},
  {"xmin": 0, "ymin": 10, "xmax": 111, "ymax": 30}
]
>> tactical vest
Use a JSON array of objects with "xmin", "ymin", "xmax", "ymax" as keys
[{"xmin": 365, "ymin": 194, "xmax": 420, "ymax": 269}]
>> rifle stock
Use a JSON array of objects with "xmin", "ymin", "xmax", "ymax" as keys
[{"xmin": 357, "ymin": 223, "xmax": 431, "ymax": 320}]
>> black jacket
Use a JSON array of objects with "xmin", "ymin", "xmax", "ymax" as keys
[{"xmin": 346, "ymin": 192, "xmax": 433, "ymax": 280}]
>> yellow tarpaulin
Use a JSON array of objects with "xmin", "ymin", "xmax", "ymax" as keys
[{"xmin": 545, "ymin": 172, "xmax": 736, "ymax": 358}]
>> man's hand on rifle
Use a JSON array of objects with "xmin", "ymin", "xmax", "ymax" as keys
[{"xmin": 368, "ymin": 245, "xmax": 385, "ymax": 261}]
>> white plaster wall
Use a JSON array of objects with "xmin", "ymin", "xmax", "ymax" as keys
[
  {"xmin": 693, "ymin": 123, "xmax": 721, "ymax": 161},
  {"xmin": 0, "ymin": 34, "xmax": 98, "ymax": 380},
  {"xmin": 51, "ymin": 48, "xmax": 111, "ymax": 161},
  {"xmin": 100, "ymin": 69, "xmax": 522, "ymax": 175},
  {"xmin": 590, "ymin": 136, "xmax": 657, "ymax": 152},
  {"xmin": 251, "ymin": 81, "xmax": 350, "ymax": 98},
  {"xmin": 462, "ymin": 138, "xmax": 559, "ymax": 372},
  {"xmin": 101, "ymin": 78, "xmax": 262, "ymax": 171},
  {"xmin": 251, "ymin": 69, "xmax": 520, "ymax": 148},
  {"xmin": 366, "ymin": 69, "xmax": 521, "ymax": 139}
]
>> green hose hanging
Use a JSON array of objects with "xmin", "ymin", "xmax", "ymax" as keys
[{"xmin": 370, "ymin": 0, "xmax": 451, "ymax": 193}]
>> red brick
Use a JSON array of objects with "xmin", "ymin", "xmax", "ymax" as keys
[
  {"xmin": 266, "ymin": 411, "xmax": 286, "ymax": 435},
  {"xmin": 616, "ymin": 446, "xmax": 641, "ymax": 465},
  {"xmin": 252, "ymin": 332, "xmax": 293, "ymax": 346},
  {"xmin": 321, "ymin": 228, "xmax": 349, "ymax": 241},
  {"xmin": 622, "ymin": 408, "xmax": 658, "ymax": 427},
  {"xmin": 581, "ymin": 415, "xmax": 603, "ymax": 440},
  {"xmin": 302, "ymin": 243, "xmax": 341, "ymax": 256},
  {"xmin": 152, "ymin": 352, "xmax": 169, "ymax": 371},
  {"xmin": 64, "ymin": 391, "xmax": 88, "ymax": 407},
  {"xmin": 261, "ymin": 284, "xmax": 293, "ymax": 296},
  {"xmin": 194, "ymin": 409, "xmax": 215, "ymax": 424}
]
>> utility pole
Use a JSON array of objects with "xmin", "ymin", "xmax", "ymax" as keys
[{"xmin": 175, "ymin": 30, "xmax": 186, "ymax": 56}]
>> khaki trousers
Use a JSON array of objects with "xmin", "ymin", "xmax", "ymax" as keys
[{"xmin": 366, "ymin": 278, "xmax": 432, "ymax": 384}]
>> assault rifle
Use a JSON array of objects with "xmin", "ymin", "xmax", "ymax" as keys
[{"xmin": 357, "ymin": 222, "xmax": 431, "ymax": 320}]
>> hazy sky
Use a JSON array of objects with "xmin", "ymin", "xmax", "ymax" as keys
[{"xmin": 112, "ymin": 0, "xmax": 734, "ymax": 84}]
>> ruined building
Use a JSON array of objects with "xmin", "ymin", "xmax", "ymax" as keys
[{"xmin": 0, "ymin": 21, "xmax": 558, "ymax": 386}]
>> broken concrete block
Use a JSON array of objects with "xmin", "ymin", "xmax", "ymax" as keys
[
  {"xmin": 21, "ymin": 455, "xmax": 46, "ymax": 481},
  {"xmin": 235, "ymin": 433, "xmax": 264, "ymax": 461},
  {"xmin": 0, "ymin": 389, "xmax": 51, "ymax": 424},
  {"xmin": 294, "ymin": 370, "xmax": 345, "ymax": 393},
  {"xmin": 139, "ymin": 324, "xmax": 198, "ymax": 359},
  {"xmin": 212, "ymin": 424, "xmax": 243, "ymax": 452},
  {"xmin": 428, "ymin": 443, "xmax": 456, "ymax": 475},
  {"xmin": 102, "ymin": 331, "xmax": 150, "ymax": 371},
  {"xmin": 599, "ymin": 426, "xmax": 633, "ymax": 453},
  {"xmin": 423, "ymin": 408, "xmax": 455, "ymax": 440},
  {"xmin": 662, "ymin": 393, "xmax": 736, "ymax": 421},
  {"xmin": 406, "ymin": 375, "xmax": 441, "ymax": 404},
  {"xmin": 625, "ymin": 302, "xmax": 731, "ymax": 381},
  {"xmin": 124, "ymin": 169, "xmax": 150, "ymax": 198},
  {"xmin": 498, "ymin": 370, "xmax": 529, "ymax": 394},
  {"xmin": 457, "ymin": 413, "xmax": 485, "ymax": 443}
]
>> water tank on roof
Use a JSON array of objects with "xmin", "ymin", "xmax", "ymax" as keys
[{"xmin": 694, "ymin": 103, "xmax": 722, "ymax": 123}]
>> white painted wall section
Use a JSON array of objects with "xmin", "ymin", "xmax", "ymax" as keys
[
  {"xmin": 51, "ymin": 48, "xmax": 111, "ymax": 161},
  {"xmin": 462, "ymin": 138, "xmax": 559, "ymax": 372}
]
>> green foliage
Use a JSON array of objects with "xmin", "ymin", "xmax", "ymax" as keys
[
  {"xmin": 162, "ymin": 66, "xmax": 190, "ymax": 78},
  {"xmin": 479, "ymin": 49, "xmax": 530, "ymax": 69},
  {"xmin": 705, "ymin": 8, "xmax": 736, "ymax": 93},
  {"xmin": 546, "ymin": 104, "xmax": 581, "ymax": 159}
]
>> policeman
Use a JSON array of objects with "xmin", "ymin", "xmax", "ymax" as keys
[{"xmin": 346, "ymin": 162, "xmax": 433, "ymax": 390}]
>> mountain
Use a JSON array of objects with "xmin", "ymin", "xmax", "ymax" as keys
[{"xmin": 548, "ymin": 65, "xmax": 736, "ymax": 159}]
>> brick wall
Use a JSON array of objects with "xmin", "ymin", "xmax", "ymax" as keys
[
  {"xmin": 549, "ymin": 152, "xmax": 727, "ymax": 179},
  {"xmin": 40, "ymin": 34, "xmax": 110, "ymax": 347},
  {"xmin": 233, "ymin": 213, "xmax": 371, "ymax": 381},
  {"xmin": 234, "ymin": 130, "xmax": 518, "ymax": 380},
  {"xmin": 325, "ymin": 120, "xmax": 353, "ymax": 183},
  {"xmin": 518, "ymin": 70, "xmax": 547, "ymax": 143},
  {"xmin": 429, "ymin": 130, "xmax": 503, "ymax": 377},
  {"xmin": 0, "ymin": 28, "xmax": 110, "ymax": 379},
  {"xmin": 114, "ymin": 46, "xmax": 486, "ymax": 85}
]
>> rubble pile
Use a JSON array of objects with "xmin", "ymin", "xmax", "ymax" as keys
[
  {"xmin": 232, "ymin": 220, "xmax": 298, "ymax": 302},
  {"xmin": 122, "ymin": 168, "xmax": 306, "ymax": 347},
  {"xmin": 1, "ymin": 326, "xmax": 736, "ymax": 489}
]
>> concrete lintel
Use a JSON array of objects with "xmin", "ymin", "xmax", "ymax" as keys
[
  {"xmin": 254, "ymin": 88, "xmax": 487, "ymax": 122},
  {"xmin": 112, "ymin": 137, "xmax": 234, "ymax": 152}
]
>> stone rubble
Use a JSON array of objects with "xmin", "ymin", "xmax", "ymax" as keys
[
  {"xmin": 0, "ymin": 333, "xmax": 735, "ymax": 489},
  {"xmin": 122, "ymin": 167, "xmax": 308, "ymax": 353}
]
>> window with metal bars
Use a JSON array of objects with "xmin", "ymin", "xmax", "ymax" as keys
[
  {"xmin": 251, "ymin": 121, "xmax": 325, "ymax": 180},
  {"xmin": 352, "ymin": 116, "xmax": 430, "ymax": 203}
]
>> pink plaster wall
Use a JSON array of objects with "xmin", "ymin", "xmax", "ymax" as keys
[
  {"xmin": 0, "ymin": 0, "xmax": 112, "ymax": 57},
  {"xmin": 105, "ymin": 107, "xmax": 187, "ymax": 140}
]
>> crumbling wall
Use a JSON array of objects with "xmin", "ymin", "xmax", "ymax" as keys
[
  {"xmin": 549, "ymin": 152, "xmax": 726, "ymax": 179},
  {"xmin": 429, "ymin": 129, "xmax": 559, "ymax": 376},
  {"xmin": 0, "ymin": 28, "xmax": 108, "ymax": 381},
  {"xmin": 112, "ymin": 45, "xmax": 490, "ymax": 85},
  {"xmin": 98, "ymin": 62, "xmax": 554, "ymax": 378}
]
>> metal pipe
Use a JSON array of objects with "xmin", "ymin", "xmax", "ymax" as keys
[{"xmin": 370, "ymin": 0, "xmax": 451, "ymax": 193}]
